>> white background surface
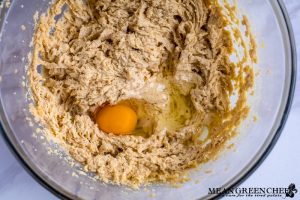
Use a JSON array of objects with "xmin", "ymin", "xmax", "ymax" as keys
[{"xmin": 0, "ymin": 0, "xmax": 299, "ymax": 199}]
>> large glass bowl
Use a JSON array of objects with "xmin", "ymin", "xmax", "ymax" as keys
[{"xmin": 0, "ymin": 0, "xmax": 296, "ymax": 199}]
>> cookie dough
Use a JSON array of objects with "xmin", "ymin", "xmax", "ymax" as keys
[{"xmin": 29, "ymin": 0, "xmax": 255, "ymax": 187}]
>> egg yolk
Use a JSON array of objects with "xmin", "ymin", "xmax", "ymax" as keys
[{"xmin": 95, "ymin": 104, "xmax": 137, "ymax": 135}]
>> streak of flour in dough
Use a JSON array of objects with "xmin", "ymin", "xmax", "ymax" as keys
[{"xmin": 28, "ymin": 0, "xmax": 256, "ymax": 188}]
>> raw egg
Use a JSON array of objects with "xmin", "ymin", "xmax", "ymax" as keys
[{"xmin": 95, "ymin": 104, "xmax": 137, "ymax": 135}]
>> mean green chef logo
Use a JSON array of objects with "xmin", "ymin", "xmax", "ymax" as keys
[
  {"xmin": 208, "ymin": 183, "xmax": 298, "ymax": 198},
  {"xmin": 286, "ymin": 184, "xmax": 298, "ymax": 198}
]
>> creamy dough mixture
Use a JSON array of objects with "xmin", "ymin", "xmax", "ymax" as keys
[{"xmin": 29, "ymin": 0, "xmax": 255, "ymax": 187}]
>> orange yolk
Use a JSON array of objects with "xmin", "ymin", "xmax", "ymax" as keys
[{"xmin": 95, "ymin": 104, "xmax": 137, "ymax": 135}]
